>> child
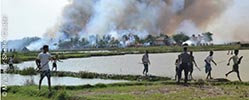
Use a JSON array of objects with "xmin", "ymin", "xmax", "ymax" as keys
[
  {"xmin": 142, "ymin": 50, "xmax": 150, "ymax": 76},
  {"xmin": 225, "ymin": 50, "xmax": 243, "ymax": 81},
  {"xmin": 175, "ymin": 55, "xmax": 181, "ymax": 80},
  {"xmin": 52, "ymin": 54, "xmax": 63, "ymax": 71},
  {"xmin": 205, "ymin": 51, "xmax": 217, "ymax": 79}
]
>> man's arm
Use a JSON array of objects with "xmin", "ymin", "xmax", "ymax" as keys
[
  {"xmin": 57, "ymin": 58, "xmax": 63, "ymax": 62},
  {"xmin": 212, "ymin": 60, "xmax": 217, "ymax": 66},
  {"xmin": 193, "ymin": 59, "xmax": 201, "ymax": 71},
  {"xmin": 36, "ymin": 54, "xmax": 41, "ymax": 68},
  {"xmin": 227, "ymin": 56, "xmax": 232, "ymax": 66}
]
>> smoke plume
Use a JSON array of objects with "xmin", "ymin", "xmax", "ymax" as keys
[
  {"xmin": 27, "ymin": 0, "xmax": 249, "ymax": 50},
  {"xmin": 44, "ymin": 0, "xmax": 230, "ymax": 39}
]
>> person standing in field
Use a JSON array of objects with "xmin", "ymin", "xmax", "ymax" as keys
[
  {"xmin": 52, "ymin": 54, "xmax": 63, "ymax": 72},
  {"xmin": 175, "ymin": 55, "xmax": 181, "ymax": 80},
  {"xmin": 205, "ymin": 51, "xmax": 217, "ymax": 80},
  {"xmin": 177, "ymin": 47, "xmax": 191, "ymax": 85},
  {"xmin": 225, "ymin": 50, "xmax": 243, "ymax": 81},
  {"xmin": 142, "ymin": 50, "xmax": 150, "ymax": 76},
  {"xmin": 36, "ymin": 45, "xmax": 52, "ymax": 91},
  {"xmin": 8, "ymin": 55, "xmax": 15, "ymax": 71},
  {"xmin": 189, "ymin": 51, "xmax": 201, "ymax": 80}
]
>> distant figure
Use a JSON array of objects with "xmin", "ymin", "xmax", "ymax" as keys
[
  {"xmin": 36, "ymin": 45, "xmax": 52, "ymax": 91},
  {"xmin": 52, "ymin": 54, "xmax": 63, "ymax": 72},
  {"xmin": 175, "ymin": 55, "xmax": 181, "ymax": 80},
  {"xmin": 142, "ymin": 50, "xmax": 150, "ymax": 76},
  {"xmin": 225, "ymin": 50, "xmax": 243, "ymax": 81},
  {"xmin": 227, "ymin": 50, "xmax": 233, "ymax": 55},
  {"xmin": 8, "ymin": 55, "xmax": 15, "ymax": 71},
  {"xmin": 189, "ymin": 51, "xmax": 201, "ymax": 80},
  {"xmin": 205, "ymin": 51, "xmax": 217, "ymax": 79},
  {"xmin": 177, "ymin": 47, "xmax": 191, "ymax": 85}
]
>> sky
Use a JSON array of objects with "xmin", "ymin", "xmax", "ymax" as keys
[{"xmin": 1, "ymin": 0, "xmax": 69, "ymax": 40}]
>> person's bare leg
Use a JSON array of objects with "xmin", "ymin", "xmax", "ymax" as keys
[
  {"xmin": 189, "ymin": 71, "xmax": 193, "ymax": 80},
  {"xmin": 210, "ymin": 71, "xmax": 213, "ymax": 79},
  {"xmin": 206, "ymin": 72, "xmax": 210, "ymax": 79},
  {"xmin": 236, "ymin": 71, "xmax": 242, "ymax": 82},
  {"xmin": 225, "ymin": 70, "xmax": 234, "ymax": 77}
]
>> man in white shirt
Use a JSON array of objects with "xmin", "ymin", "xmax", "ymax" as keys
[
  {"xmin": 204, "ymin": 51, "xmax": 217, "ymax": 79},
  {"xmin": 36, "ymin": 45, "xmax": 52, "ymax": 91}
]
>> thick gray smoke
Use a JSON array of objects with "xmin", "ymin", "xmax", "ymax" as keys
[
  {"xmin": 28, "ymin": 0, "xmax": 238, "ymax": 50},
  {"xmin": 44, "ymin": 0, "xmax": 230, "ymax": 39}
]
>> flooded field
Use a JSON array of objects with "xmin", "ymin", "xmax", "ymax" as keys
[{"xmin": 3, "ymin": 50, "xmax": 249, "ymax": 81}]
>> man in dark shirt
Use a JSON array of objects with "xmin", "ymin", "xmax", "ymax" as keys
[{"xmin": 177, "ymin": 47, "xmax": 191, "ymax": 85}]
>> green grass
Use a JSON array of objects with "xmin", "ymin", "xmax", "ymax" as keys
[
  {"xmin": 2, "ymin": 81, "xmax": 249, "ymax": 100},
  {"xmin": 5, "ymin": 69, "xmax": 171, "ymax": 81}
]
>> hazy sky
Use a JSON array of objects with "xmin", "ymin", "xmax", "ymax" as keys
[{"xmin": 1, "ymin": 0, "xmax": 69, "ymax": 40}]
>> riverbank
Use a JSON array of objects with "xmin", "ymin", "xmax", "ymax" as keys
[
  {"xmin": 2, "ymin": 45, "xmax": 245, "ymax": 64},
  {"xmin": 2, "ymin": 81, "xmax": 249, "ymax": 100},
  {"xmin": 3, "ymin": 67, "xmax": 171, "ymax": 81}
]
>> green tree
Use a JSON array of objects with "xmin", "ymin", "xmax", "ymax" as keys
[
  {"xmin": 202, "ymin": 32, "xmax": 213, "ymax": 42},
  {"xmin": 134, "ymin": 35, "xmax": 140, "ymax": 43},
  {"xmin": 172, "ymin": 32, "xmax": 190, "ymax": 45},
  {"xmin": 80, "ymin": 38, "xmax": 89, "ymax": 46}
]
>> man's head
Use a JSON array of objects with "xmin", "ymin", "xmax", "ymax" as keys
[
  {"xmin": 145, "ymin": 50, "xmax": 149, "ymax": 54},
  {"xmin": 209, "ymin": 51, "xmax": 213, "ymax": 56},
  {"xmin": 234, "ymin": 49, "xmax": 239, "ymax": 55},
  {"xmin": 43, "ymin": 45, "xmax": 49, "ymax": 53},
  {"xmin": 183, "ymin": 47, "xmax": 187, "ymax": 52}
]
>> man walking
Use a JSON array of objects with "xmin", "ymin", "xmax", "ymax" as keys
[{"xmin": 142, "ymin": 50, "xmax": 151, "ymax": 76}]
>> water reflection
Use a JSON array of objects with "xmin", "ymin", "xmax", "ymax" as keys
[{"xmin": 1, "ymin": 74, "xmax": 128, "ymax": 86}]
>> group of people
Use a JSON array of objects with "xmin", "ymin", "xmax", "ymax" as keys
[
  {"xmin": 7, "ymin": 45, "xmax": 244, "ymax": 91},
  {"xmin": 141, "ymin": 47, "xmax": 244, "ymax": 85}
]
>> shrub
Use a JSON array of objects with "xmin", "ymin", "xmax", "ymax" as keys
[{"xmin": 20, "ymin": 67, "xmax": 37, "ymax": 75}]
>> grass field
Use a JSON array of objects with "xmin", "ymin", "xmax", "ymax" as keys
[{"xmin": 2, "ymin": 81, "xmax": 249, "ymax": 100}]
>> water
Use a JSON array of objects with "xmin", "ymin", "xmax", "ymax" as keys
[
  {"xmin": 0, "ymin": 74, "xmax": 128, "ymax": 86},
  {"xmin": 3, "ymin": 50, "xmax": 249, "ymax": 81}
]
